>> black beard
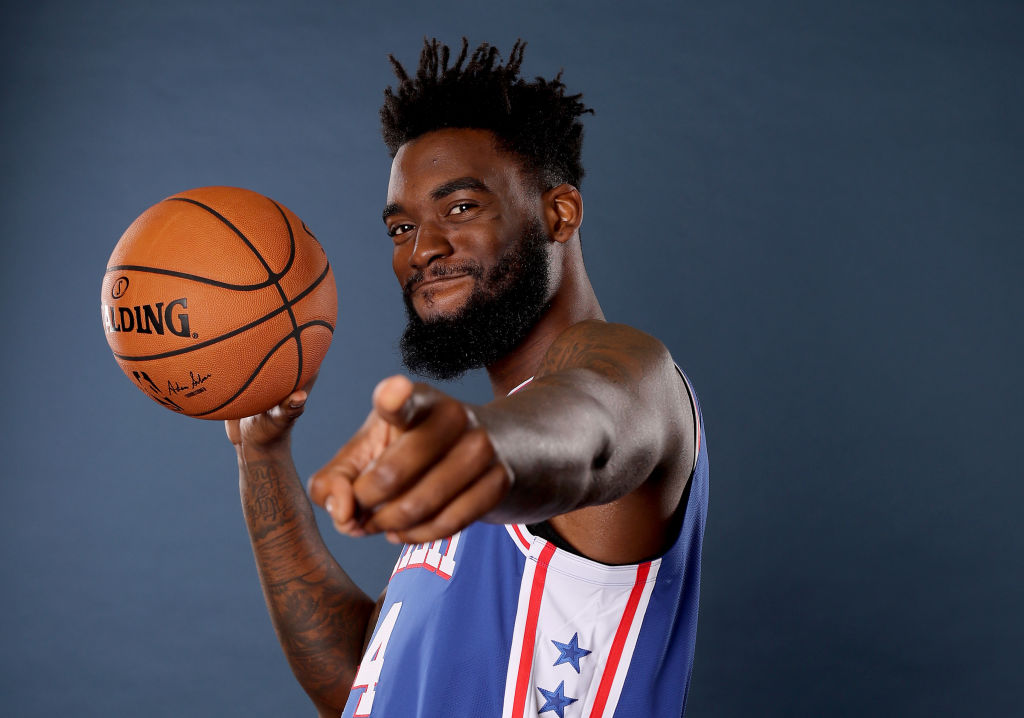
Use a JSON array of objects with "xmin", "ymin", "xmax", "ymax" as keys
[{"xmin": 399, "ymin": 221, "xmax": 551, "ymax": 381}]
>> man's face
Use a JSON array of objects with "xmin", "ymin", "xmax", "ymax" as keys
[{"xmin": 383, "ymin": 128, "xmax": 552, "ymax": 379}]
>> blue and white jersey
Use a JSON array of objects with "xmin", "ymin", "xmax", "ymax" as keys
[{"xmin": 341, "ymin": 374, "xmax": 708, "ymax": 718}]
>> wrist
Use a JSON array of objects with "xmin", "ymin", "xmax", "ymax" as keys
[{"xmin": 235, "ymin": 437, "xmax": 292, "ymax": 464}]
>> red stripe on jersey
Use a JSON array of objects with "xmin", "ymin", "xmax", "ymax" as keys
[
  {"xmin": 511, "ymin": 524, "xmax": 531, "ymax": 551},
  {"xmin": 511, "ymin": 541, "xmax": 556, "ymax": 718},
  {"xmin": 588, "ymin": 561, "xmax": 651, "ymax": 718}
]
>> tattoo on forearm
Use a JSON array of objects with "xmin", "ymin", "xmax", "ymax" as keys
[
  {"xmin": 238, "ymin": 458, "xmax": 372, "ymax": 707},
  {"xmin": 267, "ymin": 564, "xmax": 372, "ymax": 698},
  {"xmin": 244, "ymin": 461, "xmax": 295, "ymax": 537}
]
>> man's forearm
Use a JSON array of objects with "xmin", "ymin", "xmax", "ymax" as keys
[{"xmin": 238, "ymin": 445, "xmax": 374, "ymax": 714}]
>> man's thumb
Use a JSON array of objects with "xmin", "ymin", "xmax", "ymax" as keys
[{"xmin": 372, "ymin": 375, "xmax": 431, "ymax": 429}]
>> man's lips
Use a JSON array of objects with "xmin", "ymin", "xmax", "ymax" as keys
[{"xmin": 410, "ymin": 272, "xmax": 471, "ymax": 294}]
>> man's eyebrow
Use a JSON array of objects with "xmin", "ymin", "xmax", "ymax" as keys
[
  {"xmin": 382, "ymin": 177, "xmax": 491, "ymax": 223},
  {"xmin": 430, "ymin": 177, "xmax": 491, "ymax": 201}
]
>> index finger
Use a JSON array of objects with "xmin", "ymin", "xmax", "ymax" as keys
[
  {"xmin": 351, "ymin": 395, "xmax": 469, "ymax": 512},
  {"xmin": 307, "ymin": 411, "xmax": 393, "ymax": 508}
]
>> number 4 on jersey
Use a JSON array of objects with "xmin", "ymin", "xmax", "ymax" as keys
[{"xmin": 351, "ymin": 602, "xmax": 402, "ymax": 717}]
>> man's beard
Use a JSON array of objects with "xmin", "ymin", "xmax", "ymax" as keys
[{"xmin": 399, "ymin": 220, "xmax": 551, "ymax": 381}]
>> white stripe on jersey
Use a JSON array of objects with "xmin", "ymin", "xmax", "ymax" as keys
[{"xmin": 501, "ymin": 529, "xmax": 661, "ymax": 718}]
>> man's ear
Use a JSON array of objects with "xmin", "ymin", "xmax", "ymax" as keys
[{"xmin": 542, "ymin": 184, "xmax": 583, "ymax": 243}]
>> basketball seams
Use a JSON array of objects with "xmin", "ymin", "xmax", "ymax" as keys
[
  {"xmin": 169, "ymin": 194, "xmax": 304, "ymax": 393},
  {"xmin": 267, "ymin": 201, "xmax": 303, "ymax": 393},
  {"xmin": 166, "ymin": 197, "xmax": 293, "ymax": 281},
  {"xmin": 193, "ymin": 319, "xmax": 334, "ymax": 418},
  {"xmin": 111, "ymin": 262, "xmax": 334, "ymax": 362},
  {"xmin": 104, "ymin": 264, "xmax": 281, "ymax": 291}
]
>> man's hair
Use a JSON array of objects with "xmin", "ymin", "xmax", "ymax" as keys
[{"xmin": 380, "ymin": 38, "xmax": 592, "ymax": 190}]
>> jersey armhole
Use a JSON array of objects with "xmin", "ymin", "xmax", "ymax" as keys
[
  {"xmin": 675, "ymin": 363, "xmax": 700, "ymax": 478},
  {"xmin": 521, "ymin": 364, "xmax": 700, "ymax": 565}
]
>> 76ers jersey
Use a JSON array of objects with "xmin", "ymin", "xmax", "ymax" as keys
[{"xmin": 341, "ymin": 374, "xmax": 708, "ymax": 718}]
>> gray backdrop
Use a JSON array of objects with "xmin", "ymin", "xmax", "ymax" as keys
[{"xmin": 2, "ymin": 1, "xmax": 1021, "ymax": 716}]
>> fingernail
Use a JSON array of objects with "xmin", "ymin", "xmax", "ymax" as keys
[
  {"xmin": 385, "ymin": 531, "xmax": 402, "ymax": 544},
  {"xmin": 325, "ymin": 496, "xmax": 335, "ymax": 515}
]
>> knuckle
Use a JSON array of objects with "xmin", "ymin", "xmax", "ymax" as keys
[
  {"xmin": 489, "ymin": 465, "xmax": 513, "ymax": 498},
  {"xmin": 307, "ymin": 471, "xmax": 329, "ymax": 495},
  {"xmin": 391, "ymin": 499, "xmax": 420, "ymax": 526},
  {"xmin": 310, "ymin": 472, "xmax": 345, "ymax": 502},
  {"xmin": 437, "ymin": 398, "xmax": 469, "ymax": 429},
  {"xmin": 462, "ymin": 405, "xmax": 481, "ymax": 429},
  {"xmin": 464, "ymin": 428, "xmax": 494, "ymax": 458},
  {"xmin": 367, "ymin": 464, "xmax": 401, "ymax": 494},
  {"xmin": 306, "ymin": 474, "xmax": 321, "ymax": 495},
  {"xmin": 430, "ymin": 514, "xmax": 460, "ymax": 539}
]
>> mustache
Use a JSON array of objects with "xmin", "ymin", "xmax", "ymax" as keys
[{"xmin": 402, "ymin": 260, "xmax": 485, "ymax": 295}]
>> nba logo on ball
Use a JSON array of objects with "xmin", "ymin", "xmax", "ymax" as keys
[{"xmin": 101, "ymin": 186, "xmax": 337, "ymax": 420}]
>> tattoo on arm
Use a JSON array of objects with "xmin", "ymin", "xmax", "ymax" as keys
[
  {"xmin": 238, "ymin": 454, "xmax": 374, "ymax": 709},
  {"xmin": 538, "ymin": 321, "xmax": 646, "ymax": 385},
  {"xmin": 246, "ymin": 461, "xmax": 293, "ymax": 527},
  {"xmin": 241, "ymin": 457, "xmax": 310, "ymax": 543}
]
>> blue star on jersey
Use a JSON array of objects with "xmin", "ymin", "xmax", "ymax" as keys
[
  {"xmin": 552, "ymin": 633, "xmax": 591, "ymax": 673},
  {"xmin": 538, "ymin": 681, "xmax": 578, "ymax": 718}
]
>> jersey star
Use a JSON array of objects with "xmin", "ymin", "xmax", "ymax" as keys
[
  {"xmin": 538, "ymin": 680, "xmax": 578, "ymax": 718},
  {"xmin": 552, "ymin": 632, "xmax": 592, "ymax": 673}
]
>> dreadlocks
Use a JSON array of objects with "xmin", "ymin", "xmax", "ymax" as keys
[{"xmin": 380, "ymin": 38, "xmax": 593, "ymax": 191}]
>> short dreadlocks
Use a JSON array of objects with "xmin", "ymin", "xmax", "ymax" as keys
[{"xmin": 380, "ymin": 38, "xmax": 593, "ymax": 191}]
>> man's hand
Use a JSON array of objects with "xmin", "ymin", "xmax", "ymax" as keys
[
  {"xmin": 308, "ymin": 375, "xmax": 511, "ymax": 544},
  {"xmin": 224, "ymin": 391, "xmax": 307, "ymax": 450},
  {"xmin": 225, "ymin": 375, "xmax": 318, "ymax": 452}
]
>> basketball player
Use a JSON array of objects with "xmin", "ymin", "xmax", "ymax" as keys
[{"xmin": 226, "ymin": 39, "xmax": 708, "ymax": 717}]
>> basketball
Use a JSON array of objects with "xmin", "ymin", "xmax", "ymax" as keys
[{"xmin": 100, "ymin": 186, "xmax": 337, "ymax": 420}]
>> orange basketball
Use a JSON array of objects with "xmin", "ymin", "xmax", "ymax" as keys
[{"xmin": 100, "ymin": 186, "xmax": 337, "ymax": 420}]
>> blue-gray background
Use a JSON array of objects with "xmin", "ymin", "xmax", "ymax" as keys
[{"xmin": 2, "ymin": 1, "xmax": 1021, "ymax": 715}]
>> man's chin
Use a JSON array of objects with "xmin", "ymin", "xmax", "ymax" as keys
[
  {"xmin": 399, "ymin": 315, "xmax": 476, "ymax": 381},
  {"xmin": 407, "ymin": 298, "xmax": 468, "ymax": 326}
]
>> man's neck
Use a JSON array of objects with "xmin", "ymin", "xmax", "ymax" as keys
[{"xmin": 486, "ymin": 258, "xmax": 603, "ymax": 397}]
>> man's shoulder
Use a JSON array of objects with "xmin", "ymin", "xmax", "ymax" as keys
[
  {"xmin": 557, "ymin": 318, "xmax": 664, "ymax": 344},
  {"xmin": 542, "ymin": 319, "xmax": 675, "ymax": 381}
]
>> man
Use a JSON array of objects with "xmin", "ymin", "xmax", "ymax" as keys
[{"xmin": 226, "ymin": 39, "xmax": 708, "ymax": 717}]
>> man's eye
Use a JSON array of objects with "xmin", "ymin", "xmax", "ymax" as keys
[
  {"xmin": 388, "ymin": 224, "xmax": 413, "ymax": 238},
  {"xmin": 449, "ymin": 202, "xmax": 476, "ymax": 216}
]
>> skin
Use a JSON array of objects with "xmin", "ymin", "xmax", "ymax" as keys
[{"xmin": 230, "ymin": 127, "xmax": 695, "ymax": 715}]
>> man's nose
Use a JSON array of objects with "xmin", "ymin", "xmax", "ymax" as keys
[{"xmin": 410, "ymin": 222, "xmax": 453, "ymax": 269}]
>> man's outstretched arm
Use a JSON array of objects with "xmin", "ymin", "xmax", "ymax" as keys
[
  {"xmin": 228, "ymin": 392, "xmax": 379, "ymax": 717},
  {"xmin": 309, "ymin": 319, "xmax": 694, "ymax": 564}
]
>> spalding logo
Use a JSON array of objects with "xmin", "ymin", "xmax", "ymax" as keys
[
  {"xmin": 101, "ymin": 298, "xmax": 191, "ymax": 337},
  {"xmin": 111, "ymin": 276, "xmax": 129, "ymax": 299}
]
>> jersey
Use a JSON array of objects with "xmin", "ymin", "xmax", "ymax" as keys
[{"xmin": 341, "ymin": 371, "xmax": 709, "ymax": 718}]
